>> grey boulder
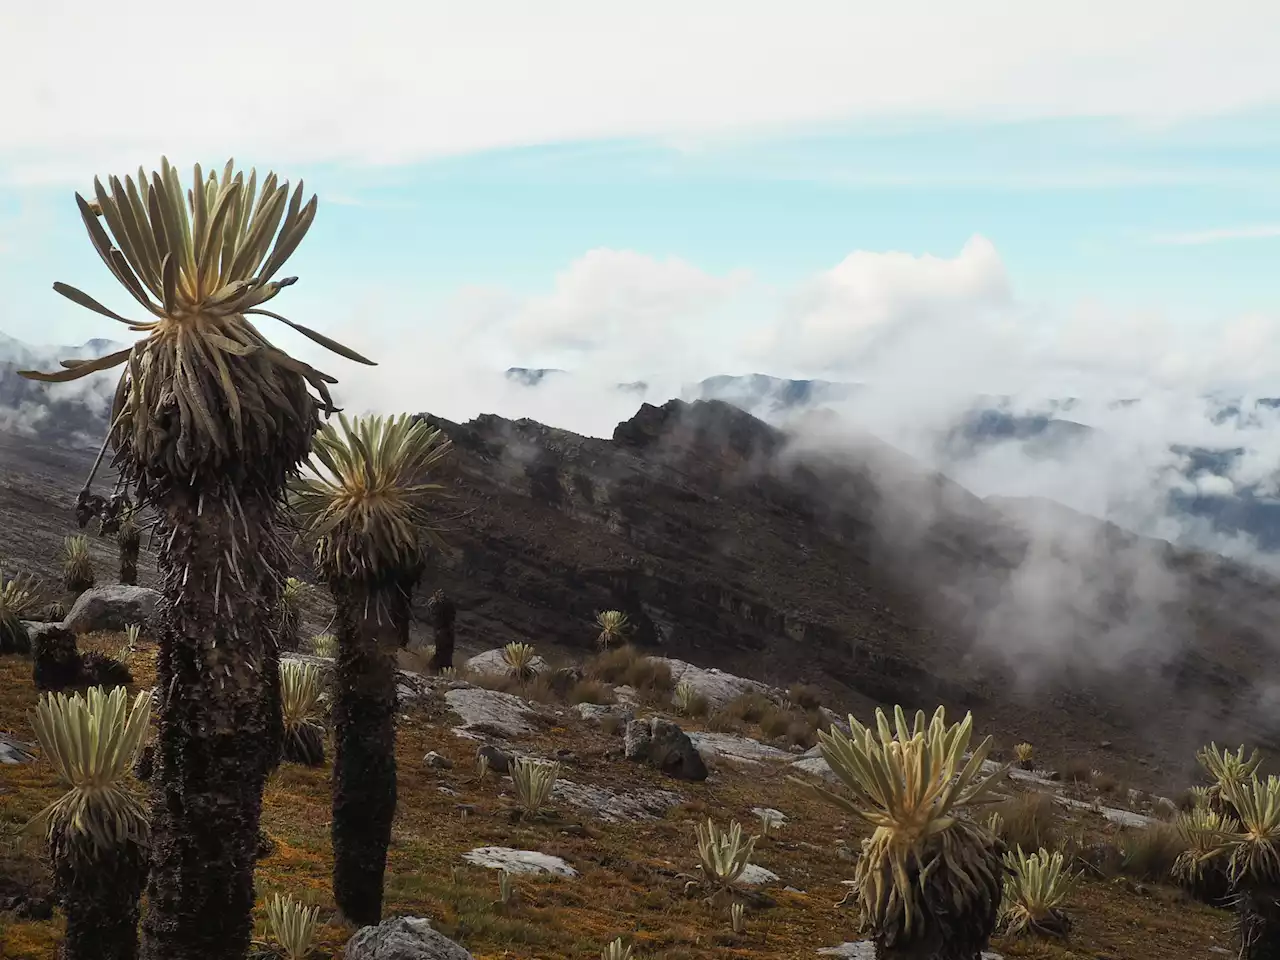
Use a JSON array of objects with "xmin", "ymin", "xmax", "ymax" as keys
[
  {"xmin": 624, "ymin": 717, "xmax": 708, "ymax": 781},
  {"xmin": 63, "ymin": 585, "xmax": 160, "ymax": 635},
  {"xmin": 345, "ymin": 916, "xmax": 474, "ymax": 960}
]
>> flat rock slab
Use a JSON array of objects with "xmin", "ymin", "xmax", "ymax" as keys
[
  {"xmin": 819, "ymin": 944, "xmax": 1002, "ymax": 959},
  {"xmin": 739, "ymin": 863, "xmax": 780, "ymax": 886},
  {"xmin": 445, "ymin": 687, "xmax": 544, "ymax": 738},
  {"xmin": 791, "ymin": 755, "xmax": 838, "ymax": 782},
  {"xmin": 653, "ymin": 658, "xmax": 778, "ymax": 710},
  {"xmin": 462, "ymin": 847, "xmax": 578, "ymax": 878},
  {"xmin": 465, "ymin": 648, "xmax": 548, "ymax": 677},
  {"xmin": 575, "ymin": 702, "xmax": 635, "ymax": 725},
  {"xmin": 0, "ymin": 732, "xmax": 35, "ymax": 764},
  {"xmin": 551, "ymin": 777, "xmax": 683, "ymax": 823},
  {"xmin": 688, "ymin": 731, "xmax": 792, "ymax": 764},
  {"xmin": 753, "ymin": 806, "xmax": 788, "ymax": 826},
  {"xmin": 346, "ymin": 916, "xmax": 474, "ymax": 959},
  {"xmin": 1054, "ymin": 795, "xmax": 1158, "ymax": 829},
  {"xmin": 62, "ymin": 585, "xmax": 160, "ymax": 635}
]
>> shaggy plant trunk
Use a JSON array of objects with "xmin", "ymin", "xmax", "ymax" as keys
[
  {"xmin": 330, "ymin": 578, "xmax": 412, "ymax": 927},
  {"xmin": 51, "ymin": 826, "xmax": 147, "ymax": 960},
  {"xmin": 1239, "ymin": 884, "xmax": 1280, "ymax": 960},
  {"xmin": 139, "ymin": 492, "xmax": 284, "ymax": 960},
  {"xmin": 426, "ymin": 589, "xmax": 456, "ymax": 671},
  {"xmin": 119, "ymin": 534, "xmax": 139, "ymax": 586}
]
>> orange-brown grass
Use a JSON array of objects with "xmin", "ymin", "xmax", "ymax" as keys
[{"xmin": 0, "ymin": 637, "xmax": 1234, "ymax": 960}]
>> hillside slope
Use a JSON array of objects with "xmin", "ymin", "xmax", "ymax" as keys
[{"xmin": 3, "ymin": 399, "xmax": 1279, "ymax": 788}]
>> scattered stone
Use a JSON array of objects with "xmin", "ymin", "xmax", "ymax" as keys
[
  {"xmin": 624, "ymin": 717, "xmax": 709, "ymax": 781},
  {"xmin": 551, "ymin": 777, "xmax": 683, "ymax": 823},
  {"xmin": 62, "ymin": 585, "xmax": 160, "ymax": 635},
  {"xmin": 688, "ymin": 731, "xmax": 792, "ymax": 764},
  {"xmin": 1054, "ymin": 795, "xmax": 1158, "ymax": 829},
  {"xmin": 445, "ymin": 687, "xmax": 544, "ymax": 738},
  {"xmin": 752, "ymin": 807, "xmax": 787, "ymax": 826},
  {"xmin": 738, "ymin": 863, "xmax": 780, "ymax": 886},
  {"xmin": 652, "ymin": 657, "xmax": 778, "ymax": 711},
  {"xmin": 612, "ymin": 685, "xmax": 640, "ymax": 706},
  {"xmin": 0, "ymin": 732, "xmax": 35, "ymax": 764},
  {"xmin": 345, "ymin": 916, "xmax": 475, "ymax": 960},
  {"xmin": 477, "ymin": 744, "xmax": 513, "ymax": 774},
  {"xmin": 465, "ymin": 648, "xmax": 548, "ymax": 677},
  {"xmin": 790, "ymin": 755, "xmax": 838, "ymax": 783},
  {"xmin": 575, "ymin": 702, "xmax": 634, "ymax": 726},
  {"xmin": 424, "ymin": 751, "xmax": 453, "ymax": 769},
  {"xmin": 462, "ymin": 847, "xmax": 578, "ymax": 878}
]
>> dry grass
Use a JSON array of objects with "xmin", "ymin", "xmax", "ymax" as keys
[{"xmin": 0, "ymin": 637, "xmax": 1236, "ymax": 960}]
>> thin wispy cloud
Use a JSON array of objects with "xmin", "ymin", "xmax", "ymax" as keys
[{"xmin": 1150, "ymin": 224, "xmax": 1280, "ymax": 246}]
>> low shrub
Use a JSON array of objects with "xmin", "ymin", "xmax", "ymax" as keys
[
  {"xmin": 568, "ymin": 679, "xmax": 615, "ymax": 706},
  {"xmin": 990, "ymin": 792, "xmax": 1059, "ymax": 853},
  {"xmin": 786, "ymin": 683, "xmax": 824, "ymax": 711}
]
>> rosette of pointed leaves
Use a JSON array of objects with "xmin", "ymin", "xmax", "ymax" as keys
[
  {"xmin": 1222, "ymin": 775, "xmax": 1280, "ymax": 885},
  {"xmin": 503, "ymin": 642, "xmax": 539, "ymax": 681},
  {"xmin": 291, "ymin": 414, "xmax": 452, "ymax": 584},
  {"xmin": 1198, "ymin": 743, "xmax": 1262, "ymax": 809},
  {"xmin": 19, "ymin": 158, "xmax": 374, "ymax": 492},
  {"xmin": 1173, "ymin": 806, "xmax": 1237, "ymax": 900},
  {"xmin": 28, "ymin": 686, "xmax": 152, "ymax": 857},
  {"xmin": 511, "ymin": 757, "xmax": 561, "ymax": 816},
  {"xmin": 595, "ymin": 610, "xmax": 630, "ymax": 649},
  {"xmin": 790, "ymin": 705, "xmax": 1009, "ymax": 947},
  {"xmin": 279, "ymin": 660, "xmax": 327, "ymax": 767},
  {"xmin": 263, "ymin": 892, "xmax": 321, "ymax": 960},
  {"xmin": 998, "ymin": 846, "xmax": 1077, "ymax": 939},
  {"xmin": 62, "ymin": 535, "xmax": 95, "ymax": 593},
  {"xmin": 0, "ymin": 571, "xmax": 42, "ymax": 653},
  {"xmin": 695, "ymin": 818, "xmax": 757, "ymax": 894},
  {"xmin": 600, "ymin": 937, "xmax": 634, "ymax": 960}
]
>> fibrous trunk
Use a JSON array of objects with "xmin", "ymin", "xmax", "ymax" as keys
[
  {"xmin": 139, "ymin": 492, "xmax": 284, "ymax": 960},
  {"xmin": 1239, "ymin": 884, "xmax": 1280, "ymax": 960},
  {"xmin": 426, "ymin": 589, "xmax": 456, "ymax": 671},
  {"xmin": 51, "ymin": 827, "xmax": 147, "ymax": 960},
  {"xmin": 119, "ymin": 534, "xmax": 139, "ymax": 586},
  {"xmin": 330, "ymin": 578, "xmax": 411, "ymax": 927}
]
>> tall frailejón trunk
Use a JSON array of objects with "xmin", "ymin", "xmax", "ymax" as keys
[
  {"xmin": 140, "ymin": 491, "xmax": 285, "ymax": 960},
  {"xmin": 330, "ymin": 578, "xmax": 412, "ymax": 927},
  {"xmin": 119, "ymin": 534, "xmax": 139, "ymax": 586},
  {"xmin": 51, "ymin": 827, "xmax": 148, "ymax": 960},
  {"xmin": 1239, "ymin": 884, "xmax": 1280, "ymax": 960},
  {"xmin": 426, "ymin": 589, "xmax": 455, "ymax": 671}
]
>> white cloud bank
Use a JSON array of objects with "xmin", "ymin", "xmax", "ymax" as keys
[{"xmin": 4, "ymin": 1, "xmax": 1280, "ymax": 182}]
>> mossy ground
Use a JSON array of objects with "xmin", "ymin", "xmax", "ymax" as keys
[{"xmin": 0, "ymin": 635, "xmax": 1234, "ymax": 959}]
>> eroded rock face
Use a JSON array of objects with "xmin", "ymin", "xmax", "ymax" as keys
[
  {"xmin": 687, "ymin": 731, "xmax": 792, "ymax": 764},
  {"xmin": 445, "ymin": 688, "xmax": 548, "ymax": 739},
  {"xmin": 345, "ymin": 916, "xmax": 475, "ymax": 960},
  {"xmin": 62, "ymin": 585, "xmax": 160, "ymax": 635},
  {"xmin": 654, "ymin": 658, "xmax": 779, "ymax": 711},
  {"xmin": 624, "ymin": 717, "xmax": 708, "ymax": 781},
  {"xmin": 551, "ymin": 777, "xmax": 683, "ymax": 823}
]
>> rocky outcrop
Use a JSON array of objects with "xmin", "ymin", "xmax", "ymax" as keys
[
  {"xmin": 345, "ymin": 916, "xmax": 475, "ymax": 960},
  {"xmin": 623, "ymin": 717, "xmax": 708, "ymax": 781},
  {"xmin": 461, "ymin": 847, "xmax": 577, "ymax": 877},
  {"xmin": 62, "ymin": 585, "xmax": 159, "ymax": 635},
  {"xmin": 444, "ymin": 687, "xmax": 551, "ymax": 739}
]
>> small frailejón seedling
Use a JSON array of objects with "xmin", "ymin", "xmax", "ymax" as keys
[
  {"xmin": 28, "ymin": 685, "xmax": 152, "ymax": 960},
  {"xmin": 1013, "ymin": 742, "xmax": 1035, "ymax": 769},
  {"xmin": 695, "ymin": 818, "xmax": 757, "ymax": 904},
  {"xmin": 62, "ymin": 534, "xmax": 95, "ymax": 595},
  {"xmin": 674, "ymin": 681, "xmax": 701, "ymax": 717},
  {"xmin": 512, "ymin": 756, "xmax": 562, "ymax": 816},
  {"xmin": 601, "ymin": 936, "xmax": 634, "ymax": 960},
  {"xmin": 789, "ymin": 705, "xmax": 1009, "ymax": 960},
  {"xmin": 998, "ymin": 846, "xmax": 1077, "ymax": 939},
  {"xmin": 595, "ymin": 610, "xmax": 630, "ymax": 649},
  {"xmin": 262, "ymin": 892, "xmax": 321, "ymax": 960},
  {"xmin": 730, "ymin": 901, "xmax": 746, "ymax": 934},
  {"xmin": 308, "ymin": 633, "xmax": 338, "ymax": 659},
  {"xmin": 0, "ymin": 571, "xmax": 43, "ymax": 654},
  {"xmin": 279, "ymin": 660, "xmax": 327, "ymax": 767},
  {"xmin": 503, "ymin": 641, "xmax": 539, "ymax": 681},
  {"xmin": 497, "ymin": 869, "xmax": 516, "ymax": 906},
  {"xmin": 477, "ymin": 754, "xmax": 491, "ymax": 781}
]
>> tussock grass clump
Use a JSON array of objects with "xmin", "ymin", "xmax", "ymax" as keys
[
  {"xmin": 61, "ymin": 535, "xmax": 95, "ymax": 595},
  {"xmin": 1114, "ymin": 823, "xmax": 1188, "ymax": 882},
  {"xmin": 998, "ymin": 846, "xmax": 1077, "ymax": 939},
  {"xmin": 1061, "ymin": 759, "xmax": 1094, "ymax": 785},
  {"xmin": 585, "ymin": 646, "xmax": 673, "ymax": 698},
  {"xmin": 724, "ymin": 692, "xmax": 773, "ymax": 724},
  {"xmin": 989, "ymin": 792, "xmax": 1059, "ymax": 854},
  {"xmin": 568, "ymin": 679, "xmax": 615, "ymax": 706},
  {"xmin": 786, "ymin": 683, "xmax": 824, "ymax": 710}
]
